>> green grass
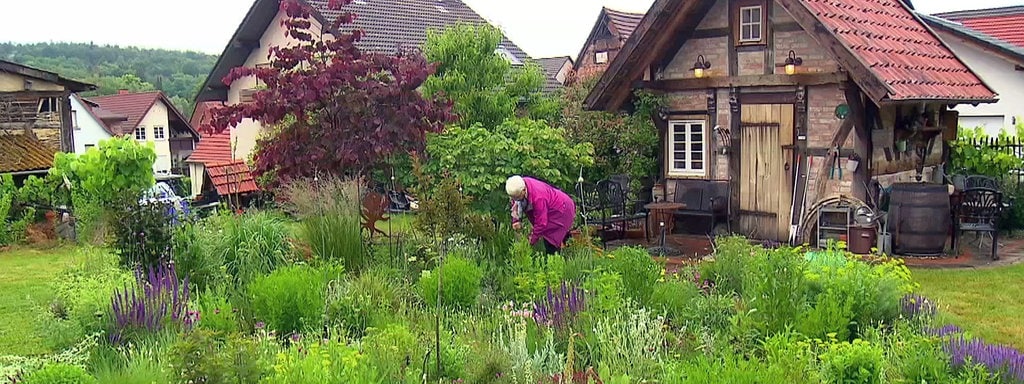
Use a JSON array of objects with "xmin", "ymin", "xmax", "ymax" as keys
[
  {"xmin": 913, "ymin": 262, "xmax": 1024, "ymax": 350},
  {"xmin": 0, "ymin": 245, "xmax": 81, "ymax": 356}
]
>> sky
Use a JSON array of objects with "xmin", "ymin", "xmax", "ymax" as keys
[{"xmin": 1, "ymin": 0, "xmax": 1021, "ymax": 61}]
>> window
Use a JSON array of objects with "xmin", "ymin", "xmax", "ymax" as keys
[
  {"xmin": 84, "ymin": 144, "xmax": 95, "ymax": 150},
  {"xmin": 153, "ymin": 126, "xmax": 166, "ymax": 140},
  {"xmin": 738, "ymin": 5, "xmax": 764, "ymax": 43},
  {"xmin": 72, "ymin": 111, "xmax": 79, "ymax": 130},
  {"xmin": 37, "ymin": 97, "xmax": 59, "ymax": 113},
  {"xmin": 668, "ymin": 120, "xmax": 708, "ymax": 177},
  {"xmin": 595, "ymin": 51, "xmax": 609, "ymax": 64},
  {"xmin": 135, "ymin": 126, "xmax": 147, "ymax": 141}
]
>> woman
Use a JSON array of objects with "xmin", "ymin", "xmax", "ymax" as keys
[{"xmin": 506, "ymin": 175, "xmax": 577, "ymax": 255}]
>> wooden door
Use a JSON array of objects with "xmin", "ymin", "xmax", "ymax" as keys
[{"xmin": 737, "ymin": 104, "xmax": 795, "ymax": 241}]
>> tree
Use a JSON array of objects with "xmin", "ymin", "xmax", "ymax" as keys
[
  {"xmin": 203, "ymin": 0, "xmax": 455, "ymax": 184},
  {"xmin": 421, "ymin": 23, "xmax": 557, "ymax": 128},
  {"xmin": 559, "ymin": 70, "xmax": 663, "ymax": 191}
]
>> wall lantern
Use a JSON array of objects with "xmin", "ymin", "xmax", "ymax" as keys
[
  {"xmin": 784, "ymin": 50, "xmax": 803, "ymax": 75},
  {"xmin": 691, "ymin": 55, "xmax": 712, "ymax": 78}
]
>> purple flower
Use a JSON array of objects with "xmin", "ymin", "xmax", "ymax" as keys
[
  {"xmin": 942, "ymin": 335, "xmax": 1024, "ymax": 382},
  {"xmin": 901, "ymin": 293, "xmax": 937, "ymax": 320},
  {"xmin": 926, "ymin": 324, "xmax": 965, "ymax": 338},
  {"xmin": 255, "ymin": 321, "xmax": 266, "ymax": 330},
  {"xmin": 532, "ymin": 281, "xmax": 585, "ymax": 331},
  {"xmin": 109, "ymin": 262, "xmax": 191, "ymax": 344}
]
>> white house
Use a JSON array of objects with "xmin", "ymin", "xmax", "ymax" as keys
[
  {"xmin": 85, "ymin": 91, "xmax": 199, "ymax": 175},
  {"xmin": 69, "ymin": 94, "xmax": 116, "ymax": 154},
  {"xmin": 920, "ymin": 12, "xmax": 1024, "ymax": 136}
]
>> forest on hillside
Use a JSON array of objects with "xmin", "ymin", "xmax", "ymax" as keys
[{"xmin": 0, "ymin": 42, "xmax": 218, "ymax": 118}]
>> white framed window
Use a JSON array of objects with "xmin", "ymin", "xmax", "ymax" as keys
[
  {"xmin": 595, "ymin": 51, "xmax": 609, "ymax": 64},
  {"xmin": 739, "ymin": 6, "xmax": 763, "ymax": 43},
  {"xmin": 153, "ymin": 126, "xmax": 166, "ymax": 140},
  {"xmin": 134, "ymin": 126, "xmax": 147, "ymax": 141},
  {"xmin": 668, "ymin": 119, "xmax": 708, "ymax": 177}
]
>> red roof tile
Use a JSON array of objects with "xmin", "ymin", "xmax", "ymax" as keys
[
  {"xmin": 604, "ymin": 8, "xmax": 645, "ymax": 39},
  {"xmin": 935, "ymin": 6, "xmax": 1024, "ymax": 49},
  {"xmin": 802, "ymin": 0, "xmax": 996, "ymax": 102},
  {"xmin": 187, "ymin": 132, "xmax": 234, "ymax": 165},
  {"xmin": 86, "ymin": 91, "xmax": 163, "ymax": 136},
  {"xmin": 206, "ymin": 160, "xmax": 259, "ymax": 196},
  {"xmin": 0, "ymin": 134, "xmax": 55, "ymax": 173},
  {"xmin": 190, "ymin": 101, "xmax": 220, "ymax": 131}
]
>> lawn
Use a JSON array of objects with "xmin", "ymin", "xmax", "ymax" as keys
[
  {"xmin": 0, "ymin": 246, "xmax": 80, "ymax": 356},
  {"xmin": 913, "ymin": 262, "xmax": 1024, "ymax": 350}
]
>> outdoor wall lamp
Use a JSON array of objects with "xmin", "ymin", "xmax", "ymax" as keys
[
  {"xmin": 784, "ymin": 50, "xmax": 803, "ymax": 75},
  {"xmin": 692, "ymin": 55, "xmax": 711, "ymax": 78}
]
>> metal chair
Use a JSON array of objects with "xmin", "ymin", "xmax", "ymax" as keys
[
  {"xmin": 964, "ymin": 175, "xmax": 1000, "ymax": 190},
  {"xmin": 954, "ymin": 187, "xmax": 1003, "ymax": 260},
  {"xmin": 575, "ymin": 179, "xmax": 648, "ymax": 247}
]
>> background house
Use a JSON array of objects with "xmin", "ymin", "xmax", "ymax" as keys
[
  {"xmin": 537, "ymin": 56, "xmax": 574, "ymax": 92},
  {"xmin": 0, "ymin": 59, "xmax": 95, "ymax": 154},
  {"xmin": 69, "ymin": 94, "xmax": 118, "ymax": 154},
  {"xmin": 192, "ymin": 0, "xmax": 538, "ymax": 165},
  {"xmin": 86, "ymin": 91, "xmax": 199, "ymax": 175},
  {"xmin": 585, "ymin": 0, "xmax": 995, "ymax": 243},
  {"xmin": 920, "ymin": 9, "xmax": 1024, "ymax": 135},
  {"xmin": 573, "ymin": 7, "xmax": 644, "ymax": 79}
]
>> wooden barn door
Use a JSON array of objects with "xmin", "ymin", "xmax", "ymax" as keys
[{"xmin": 736, "ymin": 104, "xmax": 795, "ymax": 241}]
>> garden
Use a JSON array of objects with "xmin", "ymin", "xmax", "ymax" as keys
[{"xmin": 1, "ymin": 0, "xmax": 1024, "ymax": 382}]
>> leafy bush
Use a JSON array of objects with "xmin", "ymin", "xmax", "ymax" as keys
[
  {"xmin": 110, "ymin": 200, "xmax": 176, "ymax": 268},
  {"xmin": 22, "ymin": 363, "xmax": 96, "ymax": 384},
  {"xmin": 247, "ymin": 264, "xmax": 343, "ymax": 336},
  {"xmin": 362, "ymin": 323, "xmax": 423, "ymax": 382},
  {"xmin": 804, "ymin": 254, "xmax": 914, "ymax": 338},
  {"xmin": 195, "ymin": 288, "xmax": 240, "ymax": 335},
  {"xmin": 210, "ymin": 211, "xmax": 292, "ymax": 286},
  {"xmin": 592, "ymin": 304, "xmax": 666, "ymax": 381},
  {"xmin": 607, "ymin": 246, "xmax": 662, "ymax": 304},
  {"xmin": 280, "ymin": 176, "xmax": 366, "ymax": 271},
  {"xmin": 819, "ymin": 339, "xmax": 885, "ymax": 384},
  {"xmin": 325, "ymin": 267, "xmax": 410, "ymax": 337},
  {"xmin": 171, "ymin": 219, "xmax": 228, "ymax": 293},
  {"xmin": 0, "ymin": 174, "xmax": 15, "ymax": 247},
  {"xmin": 418, "ymin": 254, "xmax": 483, "ymax": 310},
  {"xmin": 700, "ymin": 236, "xmax": 754, "ymax": 295},
  {"xmin": 582, "ymin": 269, "xmax": 626, "ymax": 316},
  {"xmin": 261, "ymin": 339, "xmax": 383, "ymax": 383},
  {"xmin": 41, "ymin": 248, "xmax": 133, "ymax": 350},
  {"xmin": 649, "ymin": 279, "xmax": 701, "ymax": 324},
  {"xmin": 166, "ymin": 328, "xmax": 273, "ymax": 384},
  {"xmin": 742, "ymin": 245, "xmax": 808, "ymax": 336}
]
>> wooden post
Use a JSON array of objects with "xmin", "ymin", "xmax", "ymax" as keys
[{"xmin": 844, "ymin": 82, "xmax": 871, "ymax": 202}]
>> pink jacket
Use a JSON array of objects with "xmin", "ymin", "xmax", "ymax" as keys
[{"xmin": 511, "ymin": 177, "xmax": 577, "ymax": 247}]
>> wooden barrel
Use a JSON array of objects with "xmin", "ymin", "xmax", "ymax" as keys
[{"xmin": 888, "ymin": 183, "xmax": 951, "ymax": 256}]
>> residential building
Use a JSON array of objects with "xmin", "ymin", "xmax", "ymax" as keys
[
  {"xmin": 86, "ymin": 91, "xmax": 199, "ymax": 175},
  {"xmin": 0, "ymin": 60, "xmax": 95, "ymax": 176},
  {"xmin": 933, "ymin": 6, "xmax": 1024, "ymax": 50},
  {"xmin": 919, "ymin": 11, "xmax": 1024, "ymax": 135},
  {"xmin": 69, "ymin": 94, "xmax": 117, "ymax": 154},
  {"xmin": 574, "ymin": 7, "xmax": 644, "ymax": 80},
  {"xmin": 537, "ymin": 56, "xmax": 574, "ymax": 91},
  {"xmin": 585, "ymin": 0, "xmax": 996, "ymax": 242},
  {"xmin": 193, "ymin": 0, "xmax": 538, "ymax": 165}
]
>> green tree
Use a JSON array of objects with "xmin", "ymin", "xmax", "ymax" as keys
[{"xmin": 422, "ymin": 23, "xmax": 555, "ymax": 128}]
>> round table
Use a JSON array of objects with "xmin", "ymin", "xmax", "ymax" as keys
[{"xmin": 644, "ymin": 202, "xmax": 686, "ymax": 238}]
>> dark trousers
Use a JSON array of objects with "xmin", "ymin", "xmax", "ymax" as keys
[{"xmin": 542, "ymin": 232, "xmax": 572, "ymax": 255}]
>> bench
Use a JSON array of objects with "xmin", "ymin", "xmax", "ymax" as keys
[
  {"xmin": 577, "ymin": 179, "xmax": 649, "ymax": 246},
  {"xmin": 671, "ymin": 179, "xmax": 731, "ymax": 235}
]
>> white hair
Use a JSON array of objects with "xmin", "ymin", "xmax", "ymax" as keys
[{"xmin": 505, "ymin": 175, "xmax": 526, "ymax": 197}]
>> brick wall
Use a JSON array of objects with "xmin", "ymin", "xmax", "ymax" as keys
[
  {"xmin": 576, "ymin": 38, "xmax": 622, "ymax": 77},
  {"xmin": 772, "ymin": 30, "xmax": 839, "ymax": 75},
  {"xmin": 665, "ymin": 36, "xmax": 730, "ymax": 79},
  {"xmin": 665, "ymin": 90, "xmax": 708, "ymax": 111},
  {"xmin": 806, "ymin": 84, "xmax": 851, "ymax": 149},
  {"xmin": 737, "ymin": 51, "xmax": 764, "ymax": 76}
]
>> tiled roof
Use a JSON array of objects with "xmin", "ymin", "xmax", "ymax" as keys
[
  {"xmin": 919, "ymin": 13, "xmax": 1024, "ymax": 65},
  {"xmin": 206, "ymin": 160, "xmax": 259, "ymax": 195},
  {"xmin": 190, "ymin": 101, "xmax": 219, "ymax": 130},
  {"xmin": 188, "ymin": 132, "xmax": 234, "ymax": 165},
  {"xmin": 310, "ymin": 0, "xmax": 531, "ymax": 62},
  {"xmin": 804, "ymin": 0, "xmax": 997, "ymax": 101},
  {"xmin": 0, "ymin": 134, "xmax": 55, "ymax": 173},
  {"xmin": 537, "ymin": 56, "xmax": 571, "ymax": 92},
  {"xmin": 0, "ymin": 60, "xmax": 96, "ymax": 92},
  {"xmin": 934, "ymin": 6, "xmax": 1024, "ymax": 49},
  {"xmin": 604, "ymin": 7, "xmax": 644, "ymax": 39},
  {"xmin": 86, "ymin": 91, "xmax": 163, "ymax": 136},
  {"xmin": 71, "ymin": 94, "xmax": 120, "ymax": 136}
]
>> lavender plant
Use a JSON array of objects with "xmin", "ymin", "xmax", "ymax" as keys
[
  {"xmin": 943, "ymin": 335, "xmax": 1024, "ymax": 382},
  {"xmin": 532, "ymin": 281, "xmax": 585, "ymax": 332},
  {"xmin": 900, "ymin": 293, "xmax": 937, "ymax": 320},
  {"xmin": 109, "ymin": 262, "xmax": 194, "ymax": 345}
]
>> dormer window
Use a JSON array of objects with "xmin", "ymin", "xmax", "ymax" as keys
[{"xmin": 735, "ymin": 1, "xmax": 766, "ymax": 45}]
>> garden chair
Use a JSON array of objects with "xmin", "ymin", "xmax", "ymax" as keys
[
  {"xmin": 954, "ymin": 187, "xmax": 1003, "ymax": 260},
  {"xmin": 964, "ymin": 175, "xmax": 1000, "ymax": 190},
  {"xmin": 576, "ymin": 179, "xmax": 648, "ymax": 248}
]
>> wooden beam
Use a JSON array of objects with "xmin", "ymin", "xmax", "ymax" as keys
[
  {"xmin": 0, "ymin": 91, "xmax": 67, "ymax": 98},
  {"xmin": 844, "ymin": 82, "xmax": 872, "ymax": 203},
  {"xmin": 774, "ymin": 0, "xmax": 892, "ymax": 104},
  {"xmin": 691, "ymin": 27, "xmax": 730, "ymax": 39},
  {"xmin": 740, "ymin": 92, "xmax": 797, "ymax": 104},
  {"xmin": 655, "ymin": 0, "xmax": 720, "ymax": 76},
  {"xmin": 639, "ymin": 72, "xmax": 848, "ymax": 91},
  {"xmin": 811, "ymin": 115, "xmax": 855, "ymax": 204}
]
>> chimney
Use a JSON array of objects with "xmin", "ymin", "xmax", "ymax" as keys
[{"xmin": 118, "ymin": 89, "xmax": 130, "ymax": 95}]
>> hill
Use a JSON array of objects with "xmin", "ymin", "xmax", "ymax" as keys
[{"xmin": 0, "ymin": 42, "xmax": 218, "ymax": 118}]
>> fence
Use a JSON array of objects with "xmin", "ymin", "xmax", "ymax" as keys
[{"xmin": 956, "ymin": 136, "xmax": 1024, "ymax": 186}]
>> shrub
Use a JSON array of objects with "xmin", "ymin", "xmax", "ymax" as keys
[
  {"xmin": 211, "ymin": 210, "xmax": 291, "ymax": 286},
  {"xmin": 22, "ymin": 363, "xmax": 96, "ymax": 384},
  {"xmin": 592, "ymin": 304, "xmax": 666, "ymax": 380},
  {"xmin": 195, "ymin": 288, "xmax": 240, "ymax": 335},
  {"xmin": 171, "ymin": 219, "xmax": 227, "ymax": 292},
  {"xmin": 819, "ymin": 339, "xmax": 885, "ymax": 384},
  {"xmin": 325, "ymin": 267, "xmax": 410, "ymax": 337},
  {"xmin": 700, "ymin": 236, "xmax": 754, "ymax": 295},
  {"xmin": 362, "ymin": 323, "xmax": 423, "ymax": 382},
  {"xmin": 166, "ymin": 328, "xmax": 273, "ymax": 384},
  {"xmin": 280, "ymin": 176, "xmax": 367, "ymax": 271},
  {"xmin": 247, "ymin": 264, "xmax": 343, "ymax": 336},
  {"xmin": 418, "ymin": 255, "xmax": 483, "ymax": 310},
  {"xmin": 649, "ymin": 279, "xmax": 701, "ymax": 324},
  {"xmin": 110, "ymin": 200, "xmax": 176, "ymax": 269},
  {"xmin": 582, "ymin": 269, "xmax": 625, "ymax": 315},
  {"xmin": 261, "ymin": 339, "xmax": 383, "ymax": 383},
  {"xmin": 42, "ymin": 248, "xmax": 133, "ymax": 349},
  {"xmin": 0, "ymin": 174, "xmax": 18, "ymax": 247},
  {"xmin": 606, "ymin": 246, "xmax": 662, "ymax": 304},
  {"xmin": 742, "ymin": 246, "xmax": 808, "ymax": 336}
]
